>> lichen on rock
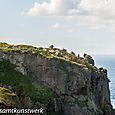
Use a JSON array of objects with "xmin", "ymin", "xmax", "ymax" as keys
[{"xmin": 0, "ymin": 87, "xmax": 19, "ymax": 108}]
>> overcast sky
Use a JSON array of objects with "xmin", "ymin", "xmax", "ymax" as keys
[{"xmin": 0, "ymin": 0, "xmax": 115, "ymax": 55}]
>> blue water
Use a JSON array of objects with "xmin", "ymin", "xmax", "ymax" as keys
[{"xmin": 94, "ymin": 55, "xmax": 115, "ymax": 108}]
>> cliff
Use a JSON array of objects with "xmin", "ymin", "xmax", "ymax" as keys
[{"xmin": 0, "ymin": 42, "xmax": 112, "ymax": 115}]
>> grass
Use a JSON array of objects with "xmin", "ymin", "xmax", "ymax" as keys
[
  {"xmin": 0, "ymin": 42, "xmax": 96, "ymax": 69},
  {"xmin": 0, "ymin": 61, "xmax": 55, "ymax": 106},
  {"xmin": 32, "ymin": 82, "xmax": 55, "ymax": 104},
  {"xmin": 0, "ymin": 87, "xmax": 17, "ymax": 107}
]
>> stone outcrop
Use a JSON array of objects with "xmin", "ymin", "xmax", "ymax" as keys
[
  {"xmin": 84, "ymin": 53, "xmax": 95, "ymax": 66},
  {"xmin": 0, "ymin": 86, "xmax": 20, "ymax": 108},
  {"xmin": 0, "ymin": 43, "xmax": 112, "ymax": 115}
]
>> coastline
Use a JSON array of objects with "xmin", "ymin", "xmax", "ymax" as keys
[{"xmin": 94, "ymin": 55, "xmax": 115, "ymax": 109}]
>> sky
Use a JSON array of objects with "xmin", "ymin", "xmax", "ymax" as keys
[{"xmin": 0, "ymin": 0, "xmax": 115, "ymax": 55}]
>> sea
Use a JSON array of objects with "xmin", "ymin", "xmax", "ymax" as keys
[{"xmin": 94, "ymin": 55, "xmax": 115, "ymax": 108}]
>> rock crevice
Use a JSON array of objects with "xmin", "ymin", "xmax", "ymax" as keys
[{"xmin": 0, "ymin": 43, "xmax": 112, "ymax": 115}]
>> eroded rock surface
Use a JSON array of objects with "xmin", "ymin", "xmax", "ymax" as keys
[{"xmin": 0, "ymin": 43, "xmax": 112, "ymax": 115}]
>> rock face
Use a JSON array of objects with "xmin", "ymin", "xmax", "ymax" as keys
[{"xmin": 0, "ymin": 43, "xmax": 112, "ymax": 115}]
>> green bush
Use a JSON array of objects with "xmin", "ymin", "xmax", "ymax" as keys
[{"xmin": 0, "ymin": 61, "xmax": 55, "ymax": 105}]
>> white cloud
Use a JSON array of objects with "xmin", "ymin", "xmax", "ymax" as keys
[
  {"xmin": 26, "ymin": 2, "xmax": 50, "ymax": 16},
  {"xmin": 90, "ymin": 24, "xmax": 106, "ymax": 30},
  {"xmin": 78, "ymin": 0, "xmax": 115, "ymax": 21},
  {"xmin": 25, "ymin": 0, "xmax": 115, "ymax": 27},
  {"xmin": 51, "ymin": 23, "xmax": 61, "ymax": 29},
  {"xmin": 26, "ymin": 0, "xmax": 77, "ymax": 16},
  {"xmin": 66, "ymin": 29, "xmax": 75, "ymax": 33}
]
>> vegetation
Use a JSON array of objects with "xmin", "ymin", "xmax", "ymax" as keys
[
  {"xmin": 75, "ymin": 98, "xmax": 87, "ymax": 108},
  {"xmin": 71, "ymin": 51, "xmax": 76, "ymax": 56},
  {"xmin": 0, "ymin": 42, "xmax": 98, "ymax": 70},
  {"xmin": 0, "ymin": 43, "xmax": 102, "ymax": 115},
  {"xmin": 0, "ymin": 61, "xmax": 55, "ymax": 106},
  {"xmin": 49, "ymin": 45, "xmax": 54, "ymax": 49},
  {"xmin": 0, "ymin": 87, "xmax": 17, "ymax": 107}
]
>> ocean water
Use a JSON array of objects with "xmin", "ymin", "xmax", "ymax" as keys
[{"xmin": 94, "ymin": 55, "xmax": 115, "ymax": 108}]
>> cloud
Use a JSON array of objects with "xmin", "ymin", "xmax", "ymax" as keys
[
  {"xmin": 78, "ymin": 0, "xmax": 115, "ymax": 22},
  {"xmin": 26, "ymin": 2, "xmax": 50, "ymax": 16},
  {"xmin": 51, "ymin": 23, "xmax": 61, "ymax": 29},
  {"xmin": 25, "ymin": 0, "xmax": 115, "ymax": 26},
  {"xmin": 66, "ymin": 29, "xmax": 75, "ymax": 33},
  {"xmin": 26, "ymin": 0, "xmax": 77, "ymax": 16}
]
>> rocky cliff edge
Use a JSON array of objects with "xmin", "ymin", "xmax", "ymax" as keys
[{"xmin": 0, "ymin": 43, "xmax": 112, "ymax": 115}]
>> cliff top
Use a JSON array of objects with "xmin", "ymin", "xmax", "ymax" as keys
[{"xmin": 0, "ymin": 42, "xmax": 97, "ymax": 70}]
